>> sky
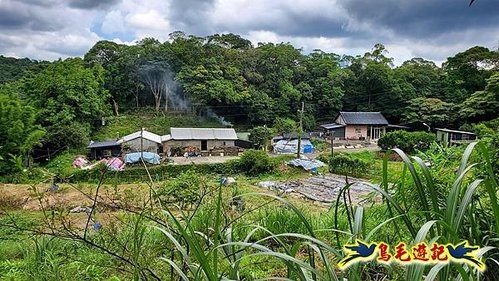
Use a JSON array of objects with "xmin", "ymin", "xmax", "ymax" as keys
[{"xmin": 0, "ymin": 0, "xmax": 498, "ymax": 65}]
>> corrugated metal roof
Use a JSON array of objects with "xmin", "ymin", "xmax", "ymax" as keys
[
  {"xmin": 436, "ymin": 128, "xmax": 476, "ymax": 135},
  {"xmin": 169, "ymin": 128, "xmax": 238, "ymax": 140},
  {"xmin": 320, "ymin": 123, "xmax": 346, "ymax": 130},
  {"xmin": 387, "ymin": 124, "xmax": 410, "ymax": 129},
  {"xmin": 118, "ymin": 130, "xmax": 162, "ymax": 144},
  {"xmin": 339, "ymin": 112, "xmax": 388, "ymax": 125},
  {"xmin": 88, "ymin": 140, "xmax": 120, "ymax": 148}
]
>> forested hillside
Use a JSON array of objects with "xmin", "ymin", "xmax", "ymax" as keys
[
  {"xmin": 1, "ymin": 32, "xmax": 498, "ymax": 173},
  {"xmin": 0, "ymin": 55, "xmax": 48, "ymax": 84}
]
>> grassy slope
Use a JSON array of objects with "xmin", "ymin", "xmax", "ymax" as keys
[{"xmin": 91, "ymin": 112, "xmax": 224, "ymax": 141}]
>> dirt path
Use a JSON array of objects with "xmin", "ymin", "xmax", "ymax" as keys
[{"xmin": 0, "ymin": 183, "xmax": 151, "ymax": 212}]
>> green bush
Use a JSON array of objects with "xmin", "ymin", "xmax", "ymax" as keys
[
  {"xmin": 378, "ymin": 130, "xmax": 435, "ymax": 153},
  {"xmin": 155, "ymin": 170, "xmax": 205, "ymax": 208},
  {"xmin": 310, "ymin": 137, "xmax": 330, "ymax": 152},
  {"xmin": 235, "ymin": 150, "xmax": 274, "ymax": 176},
  {"xmin": 328, "ymin": 153, "xmax": 371, "ymax": 177},
  {"xmin": 65, "ymin": 161, "xmax": 236, "ymax": 183}
]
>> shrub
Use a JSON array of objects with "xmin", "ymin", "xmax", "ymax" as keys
[
  {"xmin": 66, "ymin": 161, "xmax": 235, "ymax": 184},
  {"xmin": 310, "ymin": 138, "xmax": 329, "ymax": 152},
  {"xmin": 411, "ymin": 131, "xmax": 436, "ymax": 151},
  {"xmin": 328, "ymin": 153, "xmax": 371, "ymax": 177},
  {"xmin": 378, "ymin": 130, "xmax": 435, "ymax": 153},
  {"xmin": 235, "ymin": 150, "xmax": 274, "ymax": 176},
  {"xmin": 248, "ymin": 126, "xmax": 275, "ymax": 150},
  {"xmin": 155, "ymin": 170, "xmax": 206, "ymax": 208}
]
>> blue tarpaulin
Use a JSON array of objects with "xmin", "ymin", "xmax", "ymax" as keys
[
  {"xmin": 303, "ymin": 144, "xmax": 313, "ymax": 153},
  {"xmin": 125, "ymin": 152, "xmax": 161, "ymax": 165},
  {"xmin": 285, "ymin": 159, "xmax": 327, "ymax": 171}
]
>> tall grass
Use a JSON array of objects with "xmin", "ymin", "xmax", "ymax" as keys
[
  {"xmin": 369, "ymin": 142, "xmax": 497, "ymax": 280},
  {"xmin": 153, "ymin": 143, "xmax": 495, "ymax": 280},
  {"xmin": 3, "ymin": 141, "xmax": 497, "ymax": 280}
]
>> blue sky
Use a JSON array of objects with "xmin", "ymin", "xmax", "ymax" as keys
[{"xmin": 0, "ymin": 0, "xmax": 498, "ymax": 65}]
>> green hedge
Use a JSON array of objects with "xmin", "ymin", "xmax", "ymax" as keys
[
  {"xmin": 235, "ymin": 150, "xmax": 274, "ymax": 176},
  {"xmin": 321, "ymin": 153, "xmax": 372, "ymax": 178},
  {"xmin": 378, "ymin": 130, "xmax": 436, "ymax": 153},
  {"xmin": 1, "ymin": 152, "xmax": 295, "ymax": 184},
  {"xmin": 66, "ymin": 161, "xmax": 237, "ymax": 184},
  {"xmin": 62, "ymin": 153, "xmax": 291, "ymax": 184}
]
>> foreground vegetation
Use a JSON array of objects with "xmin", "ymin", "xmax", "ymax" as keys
[
  {"xmin": 0, "ymin": 29, "xmax": 498, "ymax": 281},
  {"xmin": 0, "ymin": 139, "xmax": 497, "ymax": 280}
]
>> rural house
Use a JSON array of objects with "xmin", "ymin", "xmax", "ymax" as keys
[
  {"xmin": 118, "ymin": 130, "xmax": 162, "ymax": 153},
  {"xmin": 321, "ymin": 112, "xmax": 389, "ymax": 141},
  {"xmin": 87, "ymin": 140, "xmax": 121, "ymax": 159},
  {"xmin": 162, "ymin": 127, "xmax": 238, "ymax": 152},
  {"xmin": 436, "ymin": 128, "xmax": 477, "ymax": 146}
]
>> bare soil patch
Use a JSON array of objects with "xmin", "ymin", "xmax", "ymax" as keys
[{"xmin": 259, "ymin": 174, "xmax": 380, "ymax": 206}]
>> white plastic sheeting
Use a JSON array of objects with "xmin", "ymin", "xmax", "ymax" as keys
[
  {"xmin": 285, "ymin": 159, "xmax": 327, "ymax": 171},
  {"xmin": 272, "ymin": 139, "xmax": 314, "ymax": 154}
]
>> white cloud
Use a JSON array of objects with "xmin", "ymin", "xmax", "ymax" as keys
[
  {"xmin": 0, "ymin": 0, "xmax": 104, "ymax": 60},
  {"xmin": 102, "ymin": 10, "xmax": 126, "ymax": 34},
  {"xmin": 246, "ymin": 30, "xmax": 363, "ymax": 57},
  {"xmin": 0, "ymin": 0, "xmax": 497, "ymax": 64},
  {"xmin": 126, "ymin": 9, "xmax": 171, "ymax": 40}
]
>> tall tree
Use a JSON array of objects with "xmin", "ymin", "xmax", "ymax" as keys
[
  {"xmin": 403, "ymin": 97, "xmax": 456, "ymax": 128},
  {"xmin": 22, "ymin": 58, "xmax": 109, "ymax": 153},
  {"xmin": 460, "ymin": 72, "xmax": 499, "ymax": 123},
  {"xmin": 394, "ymin": 58, "xmax": 444, "ymax": 99},
  {"xmin": 343, "ymin": 44, "xmax": 404, "ymax": 122},
  {"xmin": 443, "ymin": 46, "xmax": 499, "ymax": 102},
  {"xmin": 138, "ymin": 61, "xmax": 175, "ymax": 112},
  {"xmin": 300, "ymin": 50, "xmax": 346, "ymax": 121},
  {"xmin": 0, "ymin": 84, "xmax": 45, "ymax": 172}
]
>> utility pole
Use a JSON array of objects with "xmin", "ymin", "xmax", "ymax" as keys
[
  {"xmin": 330, "ymin": 130, "xmax": 335, "ymax": 160},
  {"xmin": 140, "ymin": 127, "xmax": 144, "ymax": 160},
  {"xmin": 297, "ymin": 102, "xmax": 304, "ymax": 159}
]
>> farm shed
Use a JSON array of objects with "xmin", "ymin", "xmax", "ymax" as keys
[
  {"xmin": 118, "ymin": 130, "xmax": 162, "ymax": 153},
  {"xmin": 436, "ymin": 128, "xmax": 477, "ymax": 146},
  {"xmin": 235, "ymin": 132, "xmax": 254, "ymax": 149},
  {"xmin": 162, "ymin": 128, "xmax": 238, "ymax": 152},
  {"xmin": 87, "ymin": 140, "xmax": 121, "ymax": 160},
  {"xmin": 321, "ymin": 112, "xmax": 389, "ymax": 141}
]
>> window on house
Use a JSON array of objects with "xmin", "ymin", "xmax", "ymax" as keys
[{"xmin": 355, "ymin": 127, "xmax": 361, "ymax": 134}]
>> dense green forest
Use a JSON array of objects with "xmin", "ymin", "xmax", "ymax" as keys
[{"xmin": 0, "ymin": 32, "xmax": 498, "ymax": 173}]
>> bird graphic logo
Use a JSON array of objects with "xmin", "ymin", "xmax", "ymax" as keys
[
  {"xmin": 446, "ymin": 241, "xmax": 485, "ymax": 271},
  {"xmin": 338, "ymin": 240, "xmax": 377, "ymax": 269},
  {"xmin": 337, "ymin": 239, "xmax": 486, "ymax": 271}
]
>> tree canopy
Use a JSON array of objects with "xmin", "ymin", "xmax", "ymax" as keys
[{"xmin": 0, "ymin": 32, "xmax": 498, "ymax": 171}]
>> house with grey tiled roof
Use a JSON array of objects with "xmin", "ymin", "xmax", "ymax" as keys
[{"xmin": 320, "ymin": 112, "xmax": 389, "ymax": 141}]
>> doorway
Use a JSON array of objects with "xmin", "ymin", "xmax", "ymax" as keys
[
  {"xmin": 201, "ymin": 140, "xmax": 208, "ymax": 151},
  {"xmin": 372, "ymin": 127, "xmax": 382, "ymax": 141}
]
